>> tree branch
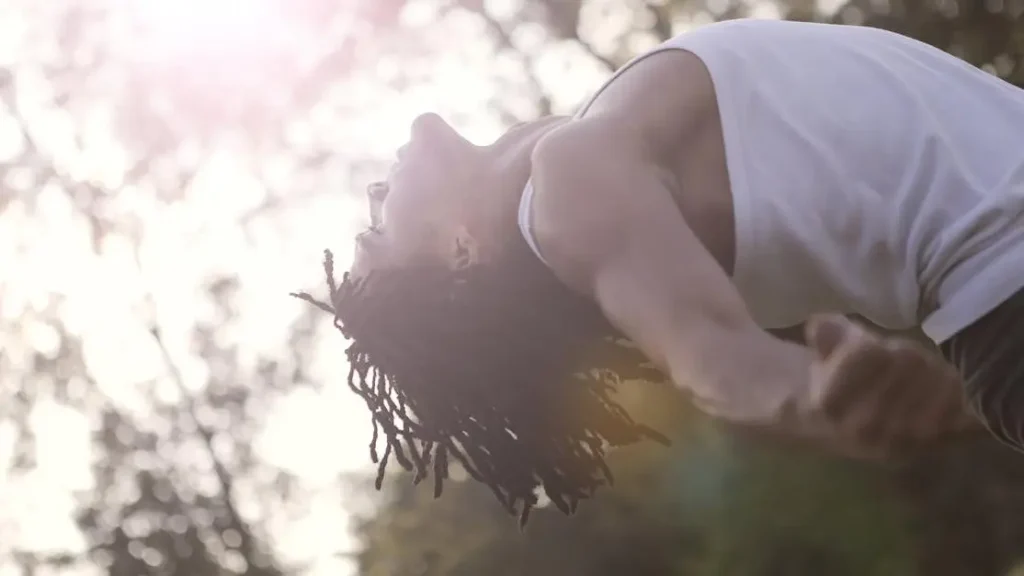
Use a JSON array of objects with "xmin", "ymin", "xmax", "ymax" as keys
[
  {"xmin": 644, "ymin": 1, "xmax": 674, "ymax": 43},
  {"xmin": 449, "ymin": 0, "xmax": 554, "ymax": 116},
  {"xmin": 148, "ymin": 325, "xmax": 279, "ymax": 575},
  {"xmin": 575, "ymin": 37, "xmax": 619, "ymax": 73}
]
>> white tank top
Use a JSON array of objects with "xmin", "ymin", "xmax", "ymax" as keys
[{"xmin": 518, "ymin": 18, "xmax": 1024, "ymax": 343}]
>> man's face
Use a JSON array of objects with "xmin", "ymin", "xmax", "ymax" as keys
[{"xmin": 351, "ymin": 113, "xmax": 484, "ymax": 279}]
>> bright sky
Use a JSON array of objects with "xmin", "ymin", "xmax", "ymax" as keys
[
  {"xmin": 0, "ymin": 0, "xmax": 834, "ymax": 574},
  {"xmin": 0, "ymin": 0, "xmax": 550, "ymax": 573}
]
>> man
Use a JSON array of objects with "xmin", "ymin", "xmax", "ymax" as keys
[{"xmin": 301, "ymin": 18, "xmax": 1022, "ymax": 523}]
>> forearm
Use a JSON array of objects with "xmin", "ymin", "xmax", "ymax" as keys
[
  {"xmin": 695, "ymin": 318, "xmax": 984, "ymax": 459},
  {"xmin": 669, "ymin": 325, "xmax": 814, "ymax": 428},
  {"xmin": 669, "ymin": 324, "xmax": 912, "ymax": 459}
]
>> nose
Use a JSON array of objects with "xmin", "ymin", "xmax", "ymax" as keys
[{"xmin": 410, "ymin": 112, "xmax": 446, "ymax": 139}]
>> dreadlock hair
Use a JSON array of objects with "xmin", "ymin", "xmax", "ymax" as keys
[{"xmin": 292, "ymin": 202, "xmax": 669, "ymax": 528}]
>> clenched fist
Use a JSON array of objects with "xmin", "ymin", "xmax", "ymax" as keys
[{"xmin": 801, "ymin": 314, "xmax": 978, "ymax": 458}]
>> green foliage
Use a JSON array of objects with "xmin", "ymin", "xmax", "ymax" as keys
[
  {"xmin": 354, "ymin": 382, "xmax": 921, "ymax": 576},
  {"xmin": 681, "ymin": 429, "xmax": 915, "ymax": 576}
]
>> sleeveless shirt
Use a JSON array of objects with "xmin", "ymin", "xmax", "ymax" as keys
[{"xmin": 518, "ymin": 18, "xmax": 1024, "ymax": 344}]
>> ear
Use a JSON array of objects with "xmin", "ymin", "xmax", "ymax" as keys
[{"xmin": 451, "ymin": 226, "xmax": 479, "ymax": 271}]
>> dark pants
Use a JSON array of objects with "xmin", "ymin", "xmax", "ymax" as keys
[{"xmin": 940, "ymin": 289, "xmax": 1024, "ymax": 453}]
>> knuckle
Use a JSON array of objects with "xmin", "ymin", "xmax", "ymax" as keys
[
  {"xmin": 881, "ymin": 339, "xmax": 925, "ymax": 362},
  {"xmin": 874, "ymin": 340, "xmax": 931, "ymax": 374},
  {"xmin": 848, "ymin": 342, "xmax": 893, "ymax": 367},
  {"xmin": 819, "ymin": 380, "xmax": 856, "ymax": 414},
  {"xmin": 843, "ymin": 408, "xmax": 880, "ymax": 439}
]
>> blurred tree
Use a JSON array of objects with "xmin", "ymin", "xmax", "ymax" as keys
[
  {"xmin": 794, "ymin": 0, "xmax": 1024, "ymax": 88},
  {"xmin": 1, "ymin": 0, "xmax": 421, "ymax": 573}
]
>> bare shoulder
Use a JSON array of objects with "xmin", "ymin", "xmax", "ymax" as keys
[
  {"xmin": 525, "ymin": 47, "xmax": 721, "ymax": 290},
  {"xmin": 582, "ymin": 48, "xmax": 718, "ymax": 151},
  {"xmin": 527, "ymin": 118, "xmax": 650, "ymax": 290},
  {"xmin": 526, "ymin": 114, "xmax": 791, "ymax": 415}
]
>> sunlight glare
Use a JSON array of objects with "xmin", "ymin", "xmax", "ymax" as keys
[
  {"xmin": 30, "ymin": 400, "xmax": 94, "ymax": 492},
  {"xmin": 0, "ymin": 113, "xmax": 25, "ymax": 163},
  {"xmin": 256, "ymin": 385, "xmax": 371, "ymax": 484},
  {"xmin": 132, "ymin": 0, "xmax": 288, "ymax": 63}
]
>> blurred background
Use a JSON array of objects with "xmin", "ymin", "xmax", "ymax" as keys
[{"xmin": 4, "ymin": 0, "xmax": 1024, "ymax": 575}]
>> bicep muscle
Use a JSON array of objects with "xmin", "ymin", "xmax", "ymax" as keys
[{"xmin": 530, "ymin": 120, "xmax": 811, "ymax": 423}]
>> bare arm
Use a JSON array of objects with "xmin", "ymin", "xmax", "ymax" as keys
[
  {"xmin": 529, "ymin": 116, "xmax": 979, "ymax": 458},
  {"xmin": 529, "ymin": 119, "xmax": 814, "ymax": 429}
]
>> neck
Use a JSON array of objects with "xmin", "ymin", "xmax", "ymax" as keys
[
  {"xmin": 491, "ymin": 115, "xmax": 571, "ymax": 178},
  {"xmin": 474, "ymin": 116, "xmax": 571, "ymax": 245}
]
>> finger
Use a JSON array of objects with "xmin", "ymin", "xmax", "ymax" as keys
[
  {"xmin": 872, "ymin": 341, "xmax": 929, "ymax": 432},
  {"xmin": 853, "ymin": 363, "xmax": 915, "ymax": 446},
  {"xmin": 806, "ymin": 314, "xmax": 854, "ymax": 358},
  {"xmin": 881, "ymin": 342, "xmax": 969, "ymax": 440},
  {"xmin": 932, "ymin": 364, "xmax": 975, "ymax": 434},
  {"xmin": 836, "ymin": 387, "xmax": 892, "ymax": 447},
  {"xmin": 832, "ymin": 351, "xmax": 920, "ymax": 452},
  {"xmin": 916, "ymin": 376, "xmax": 972, "ymax": 438},
  {"xmin": 868, "ymin": 340, "xmax": 967, "ymax": 450},
  {"xmin": 818, "ymin": 342, "xmax": 893, "ymax": 419}
]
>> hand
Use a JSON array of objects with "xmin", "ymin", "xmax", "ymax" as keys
[{"xmin": 802, "ymin": 314, "xmax": 977, "ymax": 458}]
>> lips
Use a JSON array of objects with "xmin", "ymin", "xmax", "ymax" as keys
[{"xmin": 356, "ymin": 228, "xmax": 379, "ymax": 247}]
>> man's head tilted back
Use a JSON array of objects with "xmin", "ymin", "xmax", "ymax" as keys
[{"xmin": 294, "ymin": 113, "xmax": 667, "ymax": 526}]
